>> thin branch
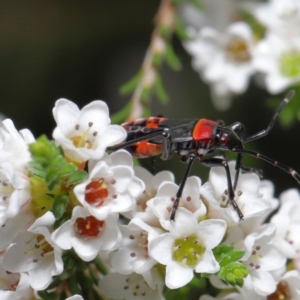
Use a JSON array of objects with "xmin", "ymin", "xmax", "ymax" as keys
[{"xmin": 127, "ymin": 0, "xmax": 176, "ymax": 120}]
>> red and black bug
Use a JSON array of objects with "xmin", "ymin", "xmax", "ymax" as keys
[{"xmin": 109, "ymin": 91, "xmax": 300, "ymax": 221}]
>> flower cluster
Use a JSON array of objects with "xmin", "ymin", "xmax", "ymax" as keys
[
  {"xmin": 183, "ymin": 0, "xmax": 300, "ymax": 109},
  {"xmin": 0, "ymin": 98, "xmax": 299, "ymax": 300}
]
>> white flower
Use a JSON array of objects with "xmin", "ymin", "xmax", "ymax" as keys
[
  {"xmin": 238, "ymin": 224, "xmax": 286, "ymax": 296},
  {"xmin": 149, "ymin": 208, "xmax": 226, "ymax": 289},
  {"xmin": 180, "ymin": 0, "xmax": 242, "ymax": 31},
  {"xmin": 253, "ymin": 32, "xmax": 300, "ymax": 94},
  {"xmin": 99, "ymin": 268, "xmax": 165, "ymax": 300},
  {"xmin": 132, "ymin": 166, "xmax": 174, "ymax": 214},
  {"xmin": 52, "ymin": 98, "xmax": 126, "ymax": 163},
  {"xmin": 0, "ymin": 162, "xmax": 30, "ymax": 226},
  {"xmin": 147, "ymin": 176, "xmax": 206, "ymax": 230},
  {"xmin": 51, "ymin": 206, "xmax": 121, "ymax": 261},
  {"xmin": 65, "ymin": 296, "xmax": 84, "ymax": 300},
  {"xmin": 184, "ymin": 22, "xmax": 255, "ymax": 110},
  {"xmin": 201, "ymin": 161, "xmax": 272, "ymax": 226},
  {"xmin": 271, "ymin": 189, "xmax": 300, "ymax": 258},
  {"xmin": 253, "ymin": 0, "xmax": 300, "ymax": 36},
  {"xmin": 0, "ymin": 119, "xmax": 34, "ymax": 172},
  {"xmin": 74, "ymin": 150, "xmax": 144, "ymax": 220},
  {"xmin": 109, "ymin": 217, "xmax": 163, "ymax": 275},
  {"xmin": 0, "ymin": 207, "xmax": 34, "ymax": 252},
  {"xmin": 264, "ymin": 270, "xmax": 300, "ymax": 300},
  {"xmin": 2, "ymin": 212, "xmax": 63, "ymax": 290},
  {"xmin": 199, "ymin": 293, "xmax": 244, "ymax": 300},
  {"xmin": 122, "ymin": 166, "xmax": 175, "ymax": 225},
  {"xmin": 0, "ymin": 270, "xmax": 33, "ymax": 300}
]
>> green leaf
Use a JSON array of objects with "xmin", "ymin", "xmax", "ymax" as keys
[
  {"xmin": 52, "ymin": 195, "xmax": 69, "ymax": 219},
  {"xmin": 239, "ymin": 10, "xmax": 265, "ymax": 40},
  {"xmin": 218, "ymin": 262, "xmax": 249, "ymax": 287},
  {"xmin": 189, "ymin": 0, "xmax": 203, "ymax": 10},
  {"xmin": 154, "ymin": 74, "xmax": 169, "ymax": 104},
  {"xmin": 119, "ymin": 70, "xmax": 142, "ymax": 95},
  {"xmin": 53, "ymin": 210, "xmax": 72, "ymax": 230},
  {"xmin": 29, "ymin": 135, "xmax": 82, "ymax": 191},
  {"xmin": 213, "ymin": 244, "xmax": 248, "ymax": 287},
  {"xmin": 175, "ymin": 16, "xmax": 191, "ymax": 40},
  {"xmin": 171, "ymin": 0, "xmax": 184, "ymax": 5},
  {"xmin": 165, "ymin": 43, "xmax": 182, "ymax": 71},
  {"xmin": 153, "ymin": 52, "xmax": 164, "ymax": 68},
  {"xmin": 37, "ymin": 290, "xmax": 58, "ymax": 300},
  {"xmin": 66, "ymin": 170, "xmax": 88, "ymax": 186},
  {"xmin": 28, "ymin": 161, "xmax": 46, "ymax": 178},
  {"xmin": 141, "ymin": 85, "xmax": 151, "ymax": 101},
  {"xmin": 111, "ymin": 101, "xmax": 132, "ymax": 124},
  {"xmin": 158, "ymin": 25, "xmax": 172, "ymax": 38},
  {"xmin": 213, "ymin": 245, "xmax": 234, "ymax": 257},
  {"xmin": 58, "ymin": 162, "xmax": 77, "ymax": 176},
  {"xmin": 68, "ymin": 274, "xmax": 82, "ymax": 295}
]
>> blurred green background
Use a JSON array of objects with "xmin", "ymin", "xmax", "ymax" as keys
[{"xmin": 0, "ymin": 0, "xmax": 298, "ymax": 197}]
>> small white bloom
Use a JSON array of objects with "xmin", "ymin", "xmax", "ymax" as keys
[
  {"xmin": 74, "ymin": 150, "xmax": 144, "ymax": 220},
  {"xmin": 253, "ymin": 0, "xmax": 300, "ymax": 36},
  {"xmin": 99, "ymin": 268, "xmax": 165, "ymax": 300},
  {"xmin": 0, "ymin": 119, "xmax": 34, "ymax": 172},
  {"xmin": 271, "ymin": 189, "xmax": 300, "ymax": 258},
  {"xmin": 184, "ymin": 22, "xmax": 255, "ymax": 109},
  {"xmin": 199, "ymin": 293, "xmax": 244, "ymax": 300},
  {"xmin": 238, "ymin": 224, "xmax": 286, "ymax": 296},
  {"xmin": 110, "ymin": 217, "xmax": 163, "ymax": 274},
  {"xmin": 181, "ymin": 0, "xmax": 242, "ymax": 31},
  {"xmin": 149, "ymin": 208, "xmax": 226, "ymax": 289},
  {"xmin": 52, "ymin": 206, "xmax": 121, "ymax": 261},
  {"xmin": 52, "ymin": 98, "xmax": 126, "ymax": 163},
  {"xmin": 147, "ymin": 176, "xmax": 205, "ymax": 230},
  {"xmin": 0, "ymin": 207, "xmax": 34, "ymax": 252},
  {"xmin": 0, "ymin": 270, "xmax": 33, "ymax": 300},
  {"xmin": 133, "ymin": 166, "xmax": 174, "ymax": 214},
  {"xmin": 65, "ymin": 296, "xmax": 84, "ymax": 300},
  {"xmin": 0, "ymin": 162, "xmax": 30, "ymax": 226},
  {"xmin": 253, "ymin": 32, "xmax": 300, "ymax": 94},
  {"xmin": 201, "ymin": 162, "xmax": 272, "ymax": 225},
  {"xmin": 2, "ymin": 212, "xmax": 63, "ymax": 290}
]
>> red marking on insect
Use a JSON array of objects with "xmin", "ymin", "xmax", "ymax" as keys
[
  {"xmin": 108, "ymin": 91, "xmax": 300, "ymax": 221},
  {"xmin": 192, "ymin": 119, "xmax": 217, "ymax": 140}
]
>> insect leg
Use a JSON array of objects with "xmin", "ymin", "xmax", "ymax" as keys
[
  {"xmin": 232, "ymin": 148, "xmax": 300, "ymax": 184},
  {"xmin": 228, "ymin": 122, "xmax": 245, "ymax": 190},
  {"xmin": 243, "ymin": 90, "xmax": 295, "ymax": 143},
  {"xmin": 200, "ymin": 157, "xmax": 244, "ymax": 220},
  {"xmin": 170, "ymin": 155, "xmax": 196, "ymax": 221},
  {"xmin": 107, "ymin": 130, "xmax": 168, "ymax": 151},
  {"xmin": 229, "ymin": 122, "xmax": 262, "ymax": 188}
]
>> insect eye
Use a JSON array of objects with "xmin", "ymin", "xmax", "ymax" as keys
[{"xmin": 220, "ymin": 135, "xmax": 228, "ymax": 145}]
